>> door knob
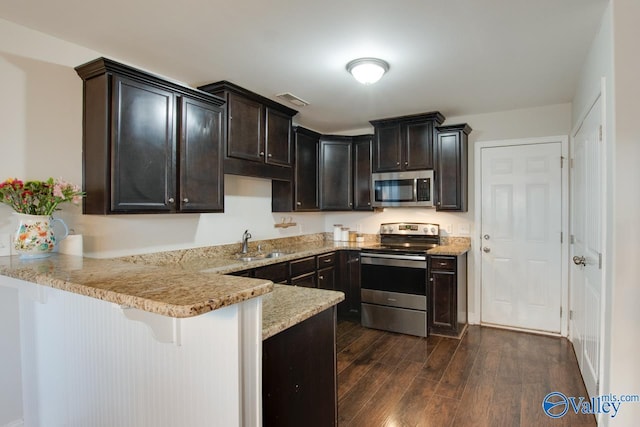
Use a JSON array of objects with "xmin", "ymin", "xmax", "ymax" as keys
[
  {"xmin": 482, "ymin": 247, "xmax": 491, "ymax": 253},
  {"xmin": 573, "ymin": 256, "xmax": 586, "ymax": 266},
  {"xmin": 483, "ymin": 234, "xmax": 490, "ymax": 240}
]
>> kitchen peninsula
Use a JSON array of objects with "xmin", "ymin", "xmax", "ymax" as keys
[{"xmin": 0, "ymin": 238, "xmax": 347, "ymax": 427}]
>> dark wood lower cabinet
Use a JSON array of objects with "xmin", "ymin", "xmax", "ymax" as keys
[
  {"xmin": 428, "ymin": 253, "xmax": 468, "ymax": 337},
  {"xmin": 336, "ymin": 250, "xmax": 361, "ymax": 321},
  {"xmin": 263, "ymin": 307, "xmax": 337, "ymax": 427}
]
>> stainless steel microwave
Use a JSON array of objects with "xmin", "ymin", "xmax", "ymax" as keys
[{"xmin": 371, "ymin": 170, "xmax": 434, "ymax": 208}]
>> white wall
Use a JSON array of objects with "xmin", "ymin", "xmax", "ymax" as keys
[
  {"xmin": 0, "ymin": 286, "xmax": 22, "ymax": 426},
  {"xmin": 573, "ymin": 1, "xmax": 640, "ymax": 425}
]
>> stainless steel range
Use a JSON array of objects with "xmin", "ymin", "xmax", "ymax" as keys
[{"xmin": 360, "ymin": 222, "xmax": 440, "ymax": 337}]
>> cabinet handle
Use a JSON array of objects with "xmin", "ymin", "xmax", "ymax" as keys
[
  {"xmin": 183, "ymin": 198, "xmax": 189, "ymax": 203},
  {"xmin": 267, "ymin": 153, "xmax": 272, "ymax": 158},
  {"xmin": 430, "ymin": 277, "xmax": 434, "ymax": 282},
  {"xmin": 396, "ymin": 161, "xmax": 400, "ymax": 166},
  {"xmin": 168, "ymin": 197, "xmax": 175, "ymax": 203},
  {"xmin": 439, "ymin": 262, "xmax": 447, "ymax": 266},
  {"xmin": 349, "ymin": 202, "xmax": 353, "ymax": 206},
  {"xmin": 259, "ymin": 151, "xmax": 265, "ymax": 156},
  {"xmin": 405, "ymin": 161, "xmax": 408, "ymax": 166},
  {"xmin": 296, "ymin": 201, "xmax": 302, "ymax": 206},
  {"xmin": 324, "ymin": 259, "xmax": 331, "ymax": 263},
  {"xmin": 367, "ymin": 202, "xmax": 371, "ymax": 206},
  {"xmin": 319, "ymin": 275, "xmax": 324, "ymax": 280}
]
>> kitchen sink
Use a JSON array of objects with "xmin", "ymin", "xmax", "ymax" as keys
[
  {"xmin": 236, "ymin": 254, "xmax": 266, "ymax": 262},
  {"xmin": 266, "ymin": 251, "xmax": 288, "ymax": 258}
]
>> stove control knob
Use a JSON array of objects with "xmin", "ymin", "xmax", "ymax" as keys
[{"xmin": 430, "ymin": 227, "xmax": 437, "ymax": 234}]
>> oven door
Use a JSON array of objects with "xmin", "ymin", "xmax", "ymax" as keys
[{"xmin": 360, "ymin": 253, "xmax": 427, "ymax": 295}]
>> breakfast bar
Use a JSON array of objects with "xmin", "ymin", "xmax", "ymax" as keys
[{"xmin": 0, "ymin": 247, "xmax": 345, "ymax": 427}]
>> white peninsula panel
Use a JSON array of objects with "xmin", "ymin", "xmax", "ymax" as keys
[{"xmin": 1, "ymin": 275, "xmax": 262, "ymax": 427}]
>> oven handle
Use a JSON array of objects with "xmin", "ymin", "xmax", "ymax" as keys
[{"xmin": 361, "ymin": 253, "xmax": 426, "ymax": 269}]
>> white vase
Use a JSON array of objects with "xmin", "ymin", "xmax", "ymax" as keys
[{"xmin": 13, "ymin": 213, "xmax": 69, "ymax": 259}]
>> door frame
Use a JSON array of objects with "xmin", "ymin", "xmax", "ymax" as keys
[{"xmin": 473, "ymin": 135, "xmax": 570, "ymax": 336}]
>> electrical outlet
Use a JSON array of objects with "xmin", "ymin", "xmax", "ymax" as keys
[
  {"xmin": 0, "ymin": 233, "xmax": 11, "ymax": 256},
  {"xmin": 444, "ymin": 224, "xmax": 453, "ymax": 234}
]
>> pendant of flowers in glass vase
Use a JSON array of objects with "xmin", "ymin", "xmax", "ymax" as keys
[{"xmin": 0, "ymin": 177, "xmax": 84, "ymax": 258}]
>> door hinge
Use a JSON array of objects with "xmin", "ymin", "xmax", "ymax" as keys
[
  {"xmin": 569, "ymin": 309, "xmax": 574, "ymax": 320},
  {"xmin": 570, "ymin": 234, "xmax": 575, "ymax": 244},
  {"xmin": 599, "ymin": 253, "xmax": 602, "ymax": 270},
  {"xmin": 561, "ymin": 156, "xmax": 565, "ymax": 168},
  {"xmin": 570, "ymin": 158, "xmax": 574, "ymax": 168},
  {"xmin": 599, "ymin": 125, "xmax": 603, "ymax": 142},
  {"xmin": 560, "ymin": 306, "xmax": 563, "ymax": 318},
  {"xmin": 560, "ymin": 232, "xmax": 563, "ymax": 243}
]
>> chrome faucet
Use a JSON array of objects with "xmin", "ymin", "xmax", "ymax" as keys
[{"xmin": 241, "ymin": 230, "xmax": 252, "ymax": 254}]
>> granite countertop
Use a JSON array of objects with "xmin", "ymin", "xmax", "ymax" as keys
[
  {"xmin": 262, "ymin": 284, "xmax": 344, "ymax": 340},
  {"xmin": 0, "ymin": 254, "xmax": 273, "ymax": 318},
  {"xmin": 0, "ymin": 234, "xmax": 469, "ymax": 338}
]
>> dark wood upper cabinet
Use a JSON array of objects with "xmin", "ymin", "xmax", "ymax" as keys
[
  {"xmin": 319, "ymin": 136, "xmax": 353, "ymax": 210},
  {"xmin": 226, "ymin": 92, "xmax": 263, "ymax": 162},
  {"xmin": 352, "ymin": 135, "xmax": 373, "ymax": 210},
  {"xmin": 372, "ymin": 124, "xmax": 402, "ymax": 172},
  {"xmin": 111, "ymin": 75, "xmax": 175, "ymax": 212},
  {"xmin": 293, "ymin": 127, "xmax": 320, "ymax": 211},
  {"xmin": 198, "ymin": 81, "xmax": 297, "ymax": 181},
  {"xmin": 265, "ymin": 108, "xmax": 293, "ymax": 167},
  {"xmin": 370, "ymin": 112, "xmax": 445, "ymax": 173},
  {"xmin": 179, "ymin": 96, "xmax": 224, "ymax": 212},
  {"xmin": 434, "ymin": 124, "xmax": 471, "ymax": 212},
  {"xmin": 75, "ymin": 57, "xmax": 225, "ymax": 214}
]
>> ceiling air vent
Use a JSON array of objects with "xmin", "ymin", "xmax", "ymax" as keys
[{"xmin": 276, "ymin": 92, "xmax": 309, "ymax": 107}]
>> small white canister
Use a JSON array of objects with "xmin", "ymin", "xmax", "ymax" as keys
[
  {"xmin": 333, "ymin": 224, "xmax": 343, "ymax": 241},
  {"xmin": 341, "ymin": 227, "xmax": 350, "ymax": 242}
]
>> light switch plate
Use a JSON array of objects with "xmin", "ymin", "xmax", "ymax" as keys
[
  {"xmin": 444, "ymin": 224, "xmax": 453, "ymax": 234},
  {"xmin": 0, "ymin": 233, "xmax": 11, "ymax": 256},
  {"xmin": 458, "ymin": 223, "xmax": 470, "ymax": 235}
]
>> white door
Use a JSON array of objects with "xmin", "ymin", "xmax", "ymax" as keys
[
  {"xmin": 570, "ymin": 96, "xmax": 603, "ymax": 399},
  {"xmin": 480, "ymin": 142, "xmax": 563, "ymax": 333}
]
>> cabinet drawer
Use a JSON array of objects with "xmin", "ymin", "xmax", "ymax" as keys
[
  {"xmin": 290, "ymin": 256, "xmax": 316, "ymax": 277},
  {"xmin": 254, "ymin": 262, "xmax": 289, "ymax": 283},
  {"xmin": 430, "ymin": 256, "xmax": 456, "ymax": 271},
  {"xmin": 317, "ymin": 252, "xmax": 336, "ymax": 268}
]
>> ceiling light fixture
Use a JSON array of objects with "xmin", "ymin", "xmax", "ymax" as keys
[{"xmin": 346, "ymin": 58, "xmax": 390, "ymax": 85}]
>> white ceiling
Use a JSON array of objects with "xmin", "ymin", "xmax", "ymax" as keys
[{"xmin": 1, "ymin": 0, "xmax": 607, "ymax": 133}]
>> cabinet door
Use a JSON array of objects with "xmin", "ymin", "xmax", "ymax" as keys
[
  {"xmin": 291, "ymin": 273, "xmax": 317, "ymax": 288},
  {"xmin": 317, "ymin": 266, "xmax": 335, "ymax": 290},
  {"xmin": 319, "ymin": 139, "xmax": 353, "ymax": 210},
  {"xmin": 111, "ymin": 76, "xmax": 175, "ymax": 212},
  {"xmin": 373, "ymin": 124, "xmax": 402, "ymax": 172},
  {"xmin": 227, "ymin": 92, "xmax": 263, "ymax": 162},
  {"xmin": 404, "ymin": 120, "xmax": 434, "ymax": 170},
  {"xmin": 265, "ymin": 107, "xmax": 292, "ymax": 167},
  {"xmin": 336, "ymin": 251, "xmax": 361, "ymax": 320},
  {"xmin": 430, "ymin": 270, "xmax": 457, "ymax": 333},
  {"xmin": 353, "ymin": 136, "xmax": 373, "ymax": 210},
  {"xmin": 254, "ymin": 262, "xmax": 289, "ymax": 284},
  {"xmin": 294, "ymin": 129, "xmax": 319, "ymax": 211},
  {"xmin": 179, "ymin": 96, "xmax": 224, "ymax": 212},
  {"xmin": 435, "ymin": 128, "xmax": 468, "ymax": 211}
]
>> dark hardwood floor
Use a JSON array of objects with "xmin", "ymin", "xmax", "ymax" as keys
[{"xmin": 337, "ymin": 321, "xmax": 596, "ymax": 427}]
